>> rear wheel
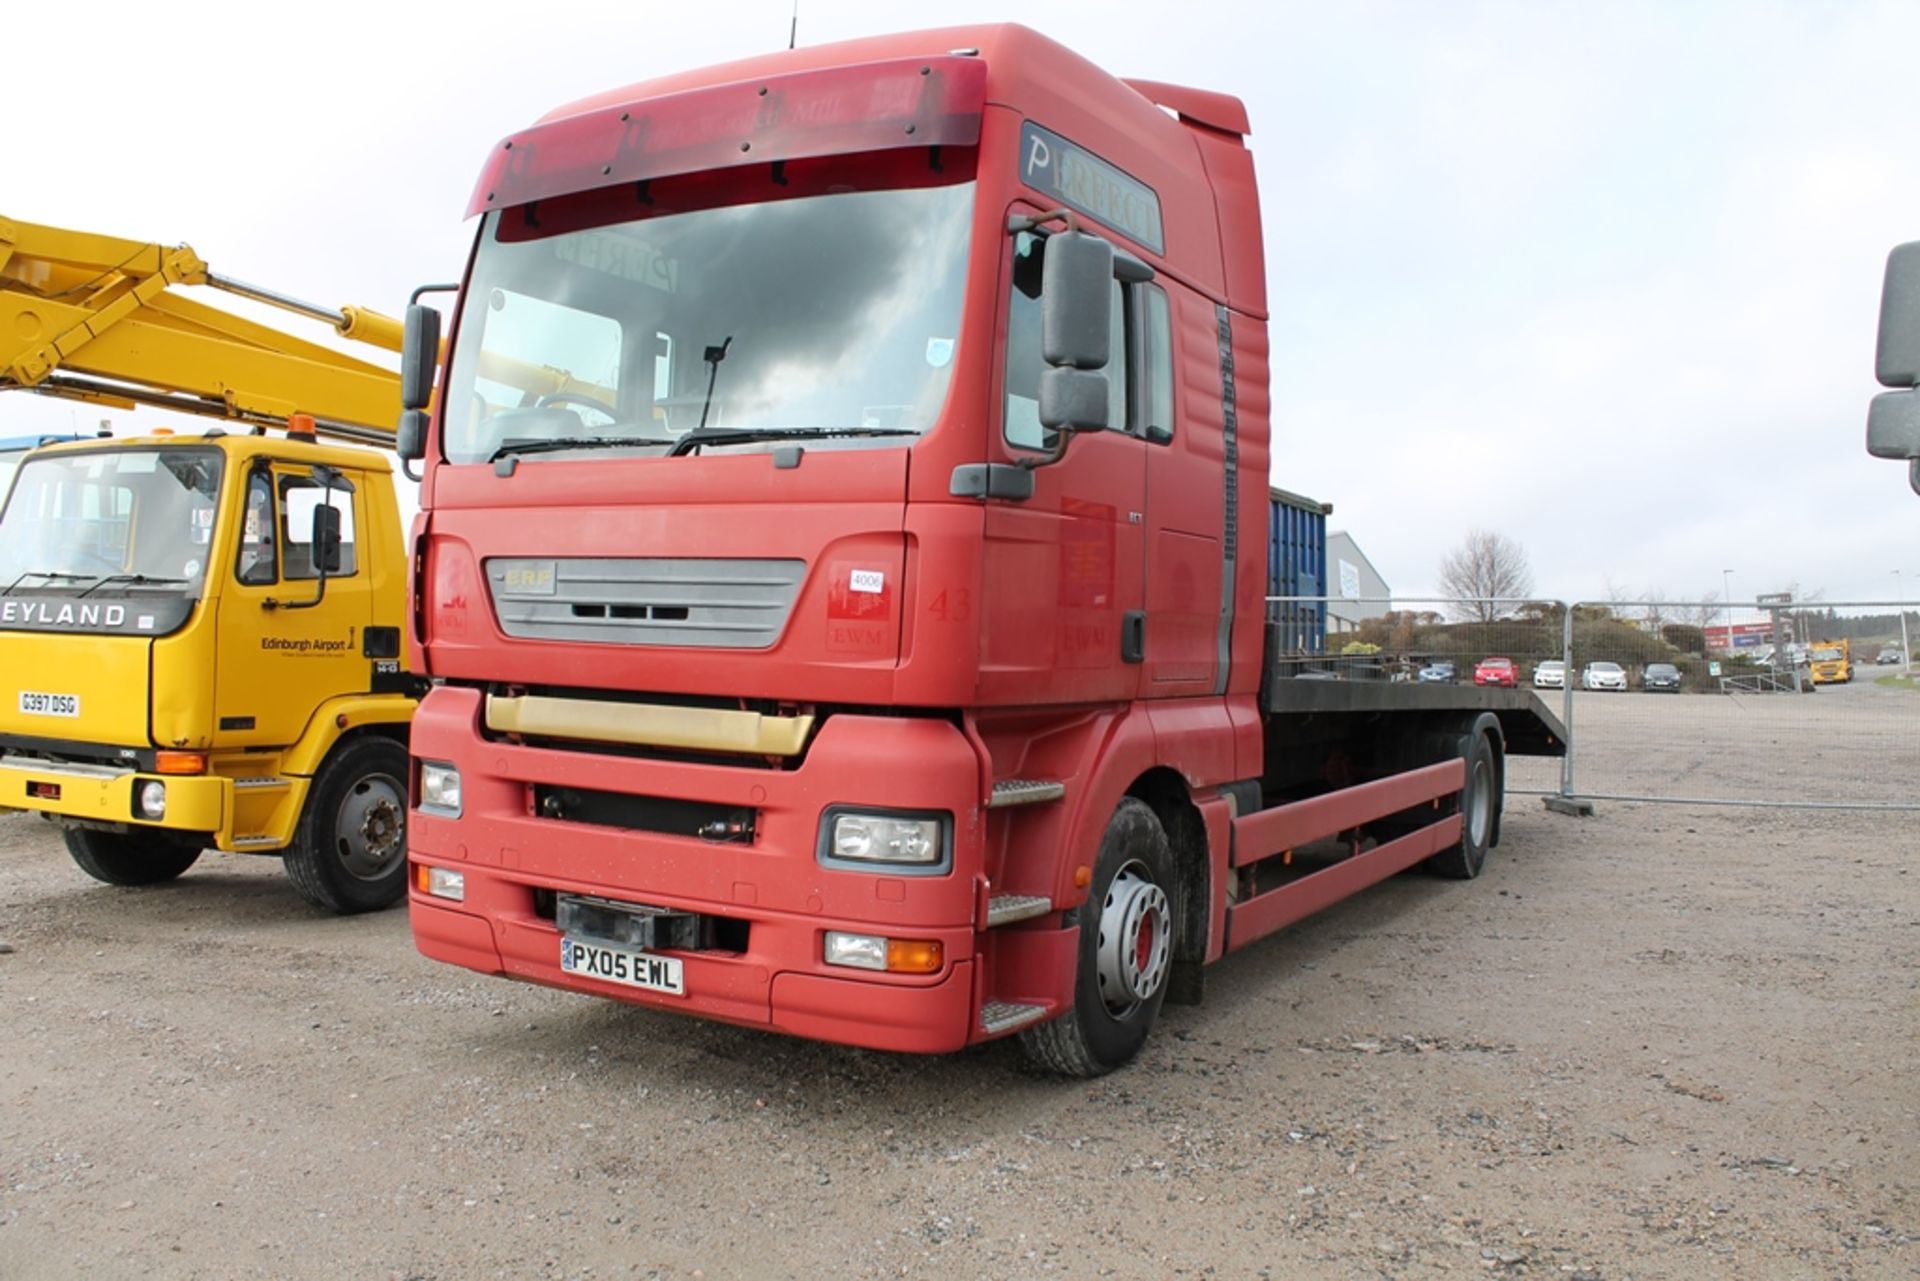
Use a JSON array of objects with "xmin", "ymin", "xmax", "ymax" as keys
[
  {"xmin": 283, "ymin": 735, "xmax": 409, "ymax": 914},
  {"xmin": 1019, "ymin": 799, "xmax": 1177, "ymax": 1077},
  {"xmin": 1427, "ymin": 725, "xmax": 1500, "ymax": 880},
  {"xmin": 63, "ymin": 828, "xmax": 202, "ymax": 886}
]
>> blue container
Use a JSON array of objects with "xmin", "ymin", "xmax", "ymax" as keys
[{"xmin": 1267, "ymin": 486, "xmax": 1328, "ymax": 655}]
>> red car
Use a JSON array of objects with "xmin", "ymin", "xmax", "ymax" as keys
[{"xmin": 1473, "ymin": 657, "xmax": 1518, "ymax": 687}]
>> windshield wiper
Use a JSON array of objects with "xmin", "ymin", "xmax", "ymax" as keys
[
  {"xmin": 0, "ymin": 570, "xmax": 92, "ymax": 595},
  {"xmin": 666, "ymin": 426, "xmax": 916, "ymax": 458},
  {"xmin": 76, "ymin": 573, "xmax": 189, "ymax": 599},
  {"xmin": 487, "ymin": 436, "xmax": 666, "ymax": 464}
]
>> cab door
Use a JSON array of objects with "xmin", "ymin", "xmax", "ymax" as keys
[
  {"xmin": 974, "ymin": 219, "xmax": 1148, "ymax": 706},
  {"xmin": 214, "ymin": 461, "xmax": 373, "ymax": 750},
  {"xmin": 1137, "ymin": 282, "xmax": 1225, "ymax": 695}
]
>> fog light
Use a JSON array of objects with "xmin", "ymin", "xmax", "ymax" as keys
[
  {"xmin": 416, "ymin": 864, "xmax": 465, "ymax": 901},
  {"xmin": 824, "ymin": 931, "xmax": 943, "ymax": 974},
  {"xmin": 136, "ymin": 780, "xmax": 167, "ymax": 820},
  {"xmin": 824, "ymin": 931, "xmax": 887, "ymax": 971},
  {"xmin": 418, "ymin": 761, "xmax": 461, "ymax": 814}
]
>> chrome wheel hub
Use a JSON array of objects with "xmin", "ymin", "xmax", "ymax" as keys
[{"xmin": 1095, "ymin": 860, "xmax": 1171, "ymax": 1016}]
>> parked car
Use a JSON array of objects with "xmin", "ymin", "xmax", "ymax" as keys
[
  {"xmin": 1878, "ymin": 646, "xmax": 1905, "ymax": 665},
  {"xmin": 1642, "ymin": 662, "xmax": 1682, "ymax": 693},
  {"xmin": 1533, "ymin": 660, "xmax": 1566, "ymax": 689},
  {"xmin": 1581, "ymin": 661, "xmax": 1627, "ymax": 691},
  {"xmin": 1417, "ymin": 661, "xmax": 1457, "ymax": 683},
  {"xmin": 1473, "ymin": 656, "xmax": 1518, "ymax": 687}
]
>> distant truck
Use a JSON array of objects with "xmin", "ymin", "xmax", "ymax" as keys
[{"xmin": 1807, "ymin": 639, "xmax": 1852, "ymax": 685}]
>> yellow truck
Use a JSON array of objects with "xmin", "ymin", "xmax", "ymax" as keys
[
  {"xmin": 0, "ymin": 214, "xmax": 417, "ymax": 912},
  {"xmin": 1807, "ymin": 639, "xmax": 1853, "ymax": 685}
]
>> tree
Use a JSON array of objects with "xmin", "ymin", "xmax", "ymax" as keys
[
  {"xmin": 1437, "ymin": 529, "xmax": 1535, "ymax": 622},
  {"xmin": 1661, "ymin": 622, "xmax": 1707, "ymax": 654}
]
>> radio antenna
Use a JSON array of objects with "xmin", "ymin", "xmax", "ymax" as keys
[{"xmin": 788, "ymin": 0, "xmax": 798, "ymax": 49}]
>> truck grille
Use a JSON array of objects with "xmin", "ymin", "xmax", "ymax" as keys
[{"xmin": 485, "ymin": 557, "xmax": 805, "ymax": 648}]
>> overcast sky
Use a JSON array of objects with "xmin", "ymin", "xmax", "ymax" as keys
[{"xmin": 4, "ymin": 0, "xmax": 1915, "ymax": 613}]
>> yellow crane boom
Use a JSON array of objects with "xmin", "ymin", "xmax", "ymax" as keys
[{"xmin": 0, "ymin": 214, "xmax": 401, "ymax": 445}]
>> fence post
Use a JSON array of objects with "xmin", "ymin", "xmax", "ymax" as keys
[{"xmin": 1560, "ymin": 599, "xmax": 1576, "ymax": 798}]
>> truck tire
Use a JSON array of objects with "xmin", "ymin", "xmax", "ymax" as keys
[
  {"xmin": 1427, "ymin": 725, "xmax": 1499, "ymax": 880},
  {"xmin": 1019, "ymin": 798, "xmax": 1177, "ymax": 1077},
  {"xmin": 283, "ymin": 735, "xmax": 409, "ymax": 914},
  {"xmin": 63, "ymin": 828, "xmax": 202, "ymax": 886}
]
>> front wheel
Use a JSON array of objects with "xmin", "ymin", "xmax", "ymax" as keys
[
  {"xmin": 63, "ymin": 828, "xmax": 202, "ymax": 886},
  {"xmin": 283, "ymin": 735, "xmax": 409, "ymax": 914},
  {"xmin": 1019, "ymin": 799, "xmax": 1177, "ymax": 1077}
]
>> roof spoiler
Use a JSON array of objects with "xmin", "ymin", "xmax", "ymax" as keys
[{"xmin": 1121, "ymin": 79, "xmax": 1249, "ymax": 137}]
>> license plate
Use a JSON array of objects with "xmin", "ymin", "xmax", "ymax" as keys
[
  {"xmin": 560, "ymin": 936, "xmax": 685, "ymax": 996},
  {"xmin": 19, "ymin": 691, "xmax": 79, "ymax": 718}
]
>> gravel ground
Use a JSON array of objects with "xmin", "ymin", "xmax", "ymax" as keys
[{"xmin": 0, "ymin": 700, "xmax": 1915, "ymax": 1280}]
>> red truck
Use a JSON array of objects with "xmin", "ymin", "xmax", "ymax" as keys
[{"xmin": 397, "ymin": 25, "xmax": 1563, "ymax": 1075}]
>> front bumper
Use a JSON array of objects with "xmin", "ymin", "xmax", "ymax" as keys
[
  {"xmin": 405, "ymin": 685, "xmax": 994, "ymax": 1054},
  {"xmin": 0, "ymin": 754, "xmax": 225, "ymax": 835}
]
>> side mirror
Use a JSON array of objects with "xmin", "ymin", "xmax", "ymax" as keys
[
  {"xmin": 1877, "ymin": 241, "xmax": 1920, "ymax": 389},
  {"xmin": 1040, "ymin": 230, "xmax": 1113, "ymax": 370},
  {"xmin": 1867, "ymin": 389, "xmax": 1920, "ymax": 459},
  {"xmin": 1039, "ymin": 367, "xmax": 1109, "ymax": 433},
  {"xmin": 402, "ymin": 303, "xmax": 441, "ymax": 412},
  {"xmin": 397, "ymin": 408, "xmax": 428, "ymax": 464},
  {"xmin": 311, "ymin": 502, "xmax": 344, "ymax": 574}
]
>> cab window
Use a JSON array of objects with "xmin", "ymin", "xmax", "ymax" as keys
[
  {"xmin": 279, "ymin": 474, "xmax": 357, "ymax": 580},
  {"xmin": 1142, "ymin": 283, "xmax": 1174, "ymax": 442},
  {"xmin": 236, "ymin": 470, "xmax": 277, "ymax": 585}
]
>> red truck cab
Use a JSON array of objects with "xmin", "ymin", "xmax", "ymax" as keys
[{"xmin": 403, "ymin": 25, "xmax": 1553, "ymax": 1074}]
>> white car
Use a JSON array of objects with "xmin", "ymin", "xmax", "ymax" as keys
[
  {"xmin": 1533, "ymin": 660, "xmax": 1565, "ymax": 689},
  {"xmin": 1581, "ymin": 661, "xmax": 1627, "ymax": 691}
]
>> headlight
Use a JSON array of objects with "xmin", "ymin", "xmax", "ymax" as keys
[
  {"xmin": 418, "ymin": 761, "xmax": 462, "ymax": 814},
  {"xmin": 136, "ymin": 780, "xmax": 167, "ymax": 820},
  {"xmin": 825, "ymin": 811, "xmax": 945, "ymax": 868}
]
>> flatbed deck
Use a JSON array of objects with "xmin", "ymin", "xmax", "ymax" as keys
[{"xmin": 1262, "ymin": 678, "xmax": 1567, "ymax": 757}]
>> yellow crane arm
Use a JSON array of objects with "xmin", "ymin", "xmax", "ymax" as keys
[{"xmin": 0, "ymin": 214, "xmax": 402, "ymax": 445}]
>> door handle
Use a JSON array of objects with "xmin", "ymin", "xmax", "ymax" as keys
[{"xmin": 1121, "ymin": 611, "xmax": 1146, "ymax": 664}]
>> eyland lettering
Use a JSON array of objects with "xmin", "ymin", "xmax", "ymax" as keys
[{"xmin": 1, "ymin": 600, "xmax": 126, "ymax": 629}]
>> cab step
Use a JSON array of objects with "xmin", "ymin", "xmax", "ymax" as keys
[
  {"xmin": 986, "ymin": 894, "xmax": 1052, "ymax": 927},
  {"xmin": 980, "ymin": 1001, "xmax": 1050, "ymax": 1035},
  {"xmin": 230, "ymin": 834, "xmax": 283, "ymax": 849},
  {"xmin": 231, "ymin": 776, "xmax": 290, "ymax": 790},
  {"xmin": 988, "ymin": 779, "xmax": 1065, "ymax": 809}
]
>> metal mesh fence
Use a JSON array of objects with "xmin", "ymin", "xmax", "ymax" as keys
[{"xmin": 1269, "ymin": 595, "xmax": 1920, "ymax": 810}]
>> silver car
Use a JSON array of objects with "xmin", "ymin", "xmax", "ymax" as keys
[{"xmin": 1533, "ymin": 660, "xmax": 1565, "ymax": 689}]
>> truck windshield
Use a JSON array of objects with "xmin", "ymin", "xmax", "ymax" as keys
[
  {"xmin": 440, "ymin": 179, "xmax": 976, "ymax": 465},
  {"xmin": 1810, "ymin": 646, "xmax": 1843, "ymax": 662},
  {"xmin": 0, "ymin": 448, "xmax": 223, "ymax": 593}
]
